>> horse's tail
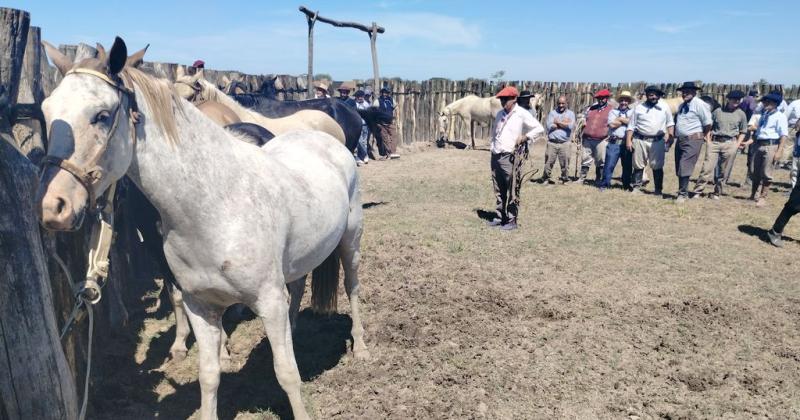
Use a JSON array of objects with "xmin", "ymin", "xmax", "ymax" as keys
[{"xmin": 311, "ymin": 249, "xmax": 340, "ymax": 315}]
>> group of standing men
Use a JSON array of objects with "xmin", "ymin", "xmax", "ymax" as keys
[
  {"xmin": 315, "ymin": 82, "xmax": 400, "ymax": 164},
  {"xmin": 488, "ymin": 82, "xmax": 800, "ymax": 242}
]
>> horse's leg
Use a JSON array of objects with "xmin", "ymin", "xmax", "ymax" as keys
[
  {"xmin": 470, "ymin": 119, "xmax": 476, "ymax": 150},
  {"xmin": 287, "ymin": 275, "xmax": 307, "ymax": 333},
  {"xmin": 182, "ymin": 294, "xmax": 225, "ymax": 420},
  {"xmin": 257, "ymin": 284, "xmax": 310, "ymax": 420},
  {"xmin": 338, "ymin": 203, "xmax": 369, "ymax": 359},
  {"xmin": 167, "ymin": 283, "xmax": 190, "ymax": 361},
  {"xmin": 217, "ymin": 317, "xmax": 231, "ymax": 370}
]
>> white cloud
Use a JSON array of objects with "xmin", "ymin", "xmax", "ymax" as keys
[
  {"xmin": 378, "ymin": 12, "xmax": 482, "ymax": 47},
  {"xmin": 651, "ymin": 23, "xmax": 700, "ymax": 34}
]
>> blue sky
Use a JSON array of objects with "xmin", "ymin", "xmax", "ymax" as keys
[{"xmin": 12, "ymin": 0, "xmax": 800, "ymax": 84}]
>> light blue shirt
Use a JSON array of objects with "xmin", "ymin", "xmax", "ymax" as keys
[
  {"xmin": 607, "ymin": 107, "xmax": 632, "ymax": 138},
  {"xmin": 546, "ymin": 109, "xmax": 576, "ymax": 142},
  {"xmin": 755, "ymin": 109, "xmax": 789, "ymax": 140},
  {"xmin": 675, "ymin": 97, "xmax": 712, "ymax": 137},
  {"xmin": 785, "ymin": 99, "xmax": 800, "ymax": 127}
]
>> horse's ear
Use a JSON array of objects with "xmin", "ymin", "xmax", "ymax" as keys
[
  {"xmin": 176, "ymin": 65, "xmax": 185, "ymax": 78},
  {"xmin": 108, "ymin": 36, "xmax": 128, "ymax": 75},
  {"xmin": 126, "ymin": 44, "xmax": 149, "ymax": 68},
  {"xmin": 42, "ymin": 40, "xmax": 73, "ymax": 76},
  {"xmin": 221, "ymin": 75, "xmax": 231, "ymax": 86},
  {"xmin": 96, "ymin": 43, "xmax": 107, "ymax": 62}
]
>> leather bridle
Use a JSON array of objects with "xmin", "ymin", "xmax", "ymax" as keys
[{"xmin": 40, "ymin": 68, "xmax": 140, "ymax": 211}]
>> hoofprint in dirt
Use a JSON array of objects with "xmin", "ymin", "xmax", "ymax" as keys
[{"xmin": 91, "ymin": 139, "xmax": 800, "ymax": 419}]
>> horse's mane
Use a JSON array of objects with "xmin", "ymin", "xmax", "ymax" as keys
[
  {"xmin": 197, "ymin": 79, "xmax": 262, "ymax": 122},
  {"xmin": 71, "ymin": 58, "xmax": 185, "ymax": 145},
  {"xmin": 121, "ymin": 67, "xmax": 186, "ymax": 145}
]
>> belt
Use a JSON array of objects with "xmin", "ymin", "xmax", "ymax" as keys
[
  {"xmin": 608, "ymin": 136, "xmax": 624, "ymax": 144},
  {"xmin": 712, "ymin": 135, "xmax": 734, "ymax": 142},
  {"xmin": 756, "ymin": 138, "xmax": 781, "ymax": 146},
  {"xmin": 678, "ymin": 133, "xmax": 705, "ymax": 141},
  {"xmin": 633, "ymin": 131, "xmax": 662, "ymax": 141},
  {"xmin": 547, "ymin": 138, "xmax": 568, "ymax": 144}
]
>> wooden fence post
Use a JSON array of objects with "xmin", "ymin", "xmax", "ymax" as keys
[{"xmin": 305, "ymin": 10, "xmax": 318, "ymax": 99}]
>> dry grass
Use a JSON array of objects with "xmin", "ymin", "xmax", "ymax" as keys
[{"xmin": 92, "ymin": 139, "xmax": 800, "ymax": 419}]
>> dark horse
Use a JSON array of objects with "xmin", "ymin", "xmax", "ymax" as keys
[{"xmin": 229, "ymin": 79, "xmax": 362, "ymax": 153}]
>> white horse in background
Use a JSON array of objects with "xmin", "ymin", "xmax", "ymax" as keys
[
  {"xmin": 438, "ymin": 95, "xmax": 501, "ymax": 149},
  {"xmin": 38, "ymin": 37, "xmax": 368, "ymax": 420},
  {"xmin": 438, "ymin": 93, "xmax": 542, "ymax": 149}
]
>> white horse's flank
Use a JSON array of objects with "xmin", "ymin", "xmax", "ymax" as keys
[{"xmin": 37, "ymin": 39, "xmax": 367, "ymax": 420}]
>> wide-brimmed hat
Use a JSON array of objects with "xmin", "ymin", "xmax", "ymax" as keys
[
  {"xmin": 518, "ymin": 90, "xmax": 534, "ymax": 99},
  {"xmin": 616, "ymin": 90, "xmax": 633, "ymax": 101},
  {"xmin": 337, "ymin": 85, "xmax": 351, "ymax": 92},
  {"xmin": 726, "ymin": 90, "xmax": 745, "ymax": 100},
  {"xmin": 496, "ymin": 86, "xmax": 519, "ymax": 98},
  {"xmin": 594, "ymin": 88, "xmax": 612, "ymax": 98},
  {"xmin": 644, "ymin": 85, "xmax": 665, "ymax": 96},
  {"xmin": 677, "ymin": 81, "xmax": 702, "ymax": 91},
  {"xmin": 760, "ymin": 93, "xmax": 782, "ymax": 104},
  {"xmin": 315, "ymin": 82, "xmax": 329, "ymax": 91}
]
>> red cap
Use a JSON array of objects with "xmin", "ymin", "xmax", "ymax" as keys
[
  {"xmin": 594, "ymin": 88, "xmax": 611, "ymax": 98},
  {"xmin": 192, "ymin": 60, "xmax": 205, "ymax": 68},
  {"xmin": 495, "ymin": 86, "xmax": 519, "ymax": 98}
]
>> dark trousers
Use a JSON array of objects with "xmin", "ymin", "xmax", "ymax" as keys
[
  {"xmin": 675, "ymin": 137, "xmax": 704, "ymax": 196},
  {"xmin": 491, "ymin": 152, "xmax": 521, "ymax": 223},
  {"xmin": 599, "ymin": 142, "xmax": 621, "ymax": 188},
  {"xmin": 620, "ymin": 144, "xmax": 633, "ymax": 189},
  {"xmin": 773, "ymin": 182, "xmax": 800, "ymax": 233}
]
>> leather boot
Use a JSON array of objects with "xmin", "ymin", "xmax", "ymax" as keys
[
  {"xmin": 756, "ymin": 181, "xmax": 770, "ymax": 207},
  {"xmin": 653, "ymin": 169, "xmax": 664, "ymax": 195},
  {"xmin": 750, "ymin": 179, "xmax": 759, "ymax": 200},
  {"xmin": 595, "ymin": 165, "xmax": 604, "ymax": 185},
  {"xmin": 631, "ymin": 169, "xmax": 644, "ymax": 193}
]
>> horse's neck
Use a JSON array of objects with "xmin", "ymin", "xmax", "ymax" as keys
[
  {"xmin": 201, "ymin": 80, "xmax": 273, "ymax": 125},
  {"xmin": 127, "ymin": 93, "xmax": 262, "ymax": 232}
]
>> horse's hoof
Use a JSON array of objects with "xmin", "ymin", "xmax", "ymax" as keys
[
  {"xmin": 353, "ymin": 345, "xmax": 371, "ymax": 360},
  {"xmin": 170, "ymin": 349, "xmax": 187, "ymax": 362}
]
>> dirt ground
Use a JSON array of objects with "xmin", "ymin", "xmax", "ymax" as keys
[{"xmin": 90, "ymin": 138, "xmax": 800, "ymax": 419}]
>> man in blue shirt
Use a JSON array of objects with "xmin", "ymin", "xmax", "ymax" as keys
[
  {"xmin": 751, "ymin": 93, "xmax": 789, "ymax": 207},
  {"xmin": 374, "ymin": 87, "xmax": 399, "ymax": 159},
  {"xmin": 598, "ymin": 90, "xmax": 633, "ymax": 190},
  {"xmin": 540, "ymin": 96, "xmax": 576, "ymax": 184}
]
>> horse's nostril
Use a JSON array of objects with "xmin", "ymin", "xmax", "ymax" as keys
[{"xmin": 55, "ymin": 197, "xmax": 66, "ymax": 215}]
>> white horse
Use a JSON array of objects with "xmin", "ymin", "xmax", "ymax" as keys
[
  {"xmin": 438, "ymin": 93, "xmax": 542, "ymax": 149},
  {"xmin": 37, "ymin": 37, "xmax": 368, "ymax": 420}
]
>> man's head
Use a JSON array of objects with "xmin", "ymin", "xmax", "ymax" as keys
[
  {"xmin": 678, "ymin": 81, "xmax": 701, "ymax": 102},
  {"xmin": 517, "ymin": 90, "xmax": 534, "ymax": 109},
  {"xmin": 337, "ymin": 87, "xmax": 351, "ymax": 97},
  {"xmin": 644, "ymin": 86, "xmax": 664, "ymax": 105},
  {"xmin": 616, "ymin": 91, "xmax": 633, "ymax": 109},
  {"xmin": 594, "ymin": 89, "xmax": 611, "ymax": 106},
  {"xmin": 726, "ymin": 90, "xmax": 745, "ymax": 110},
  {"xmin": 380, "ymin": 87, "xmax": 391, "ymax": 97},
  {"xmin": 355, "ymin": 90, "xmax": 365, "ymax": 103},
  {"xmin": 760, "ymin": 93, "xmax": 782, "ymax": 111},
  {"xmin": 556, "ymin": 95, "xmax": 567, "ymax": 112},
  {"xmin": 496, "ymin": 86, "xmax": 519, "ymax": 112},
  {"xmin": 192, "ymin": 59, "xmax": 205, "ymax": 69}
]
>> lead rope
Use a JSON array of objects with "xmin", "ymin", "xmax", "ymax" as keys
[{"xmin": 54, "ymin": 182, "xmax": 116, "ymax": 420}]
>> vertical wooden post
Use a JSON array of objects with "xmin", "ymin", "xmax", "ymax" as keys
[
  {"xmin": 0, "ymin": 7, "xmax": 29, "ymax": 115},
  {"xmin": 13, "ymin": 24, "xmax": 46, "ymax": 163},
  {"xmin": 306, "ymin": 11, "xmax": 318, "ymax": 99},
  {"xmin": 370, "ymin": 22, "xmax": 380, "ymax": 98}
]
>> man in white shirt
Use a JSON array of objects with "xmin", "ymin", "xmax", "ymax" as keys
[
  {"xmin": 625, "ymin": 85, "xmax": 675, "ymax": 196},
  {"xmin": 751, "ymin": 93, "xmax": 789, "ymax": 207},
  {"xmin": 488, "ymin": 86, "xmax": 545, "ymax": 231},
  {"xmin": 784, "ymin": 99, "xmax": 800, "ymax": 187}
]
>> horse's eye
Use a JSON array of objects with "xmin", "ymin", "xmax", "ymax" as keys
[{"xmin": 93, "ymin": 110, "xmax": 111, "ymax": 125}]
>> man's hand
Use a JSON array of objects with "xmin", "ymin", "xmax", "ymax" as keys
[
  {"xmin": 515, "ymin": 134, "xmax": 528, "ymax": 146},
  {"xmin": 626, "ymin": 140, "xmax": 633, "ymax": 152}
]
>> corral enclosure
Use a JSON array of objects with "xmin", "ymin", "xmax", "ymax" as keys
[
  {"xmin": 3, "ymin": 8, "xmax": 800, "ymax": 419},
  {"xmin": 37, "ymin": 43, "xmax": 798, "ymax": 147}
]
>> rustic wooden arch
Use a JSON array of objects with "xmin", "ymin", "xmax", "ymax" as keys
[{"xmin": 299, "ymin": 6, "xmax": 385, "ymax": 99}]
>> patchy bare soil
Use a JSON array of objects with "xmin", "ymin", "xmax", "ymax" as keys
[{"xmin": 91, "ymin": 139, "xmax": 800, "ymax": 419}]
